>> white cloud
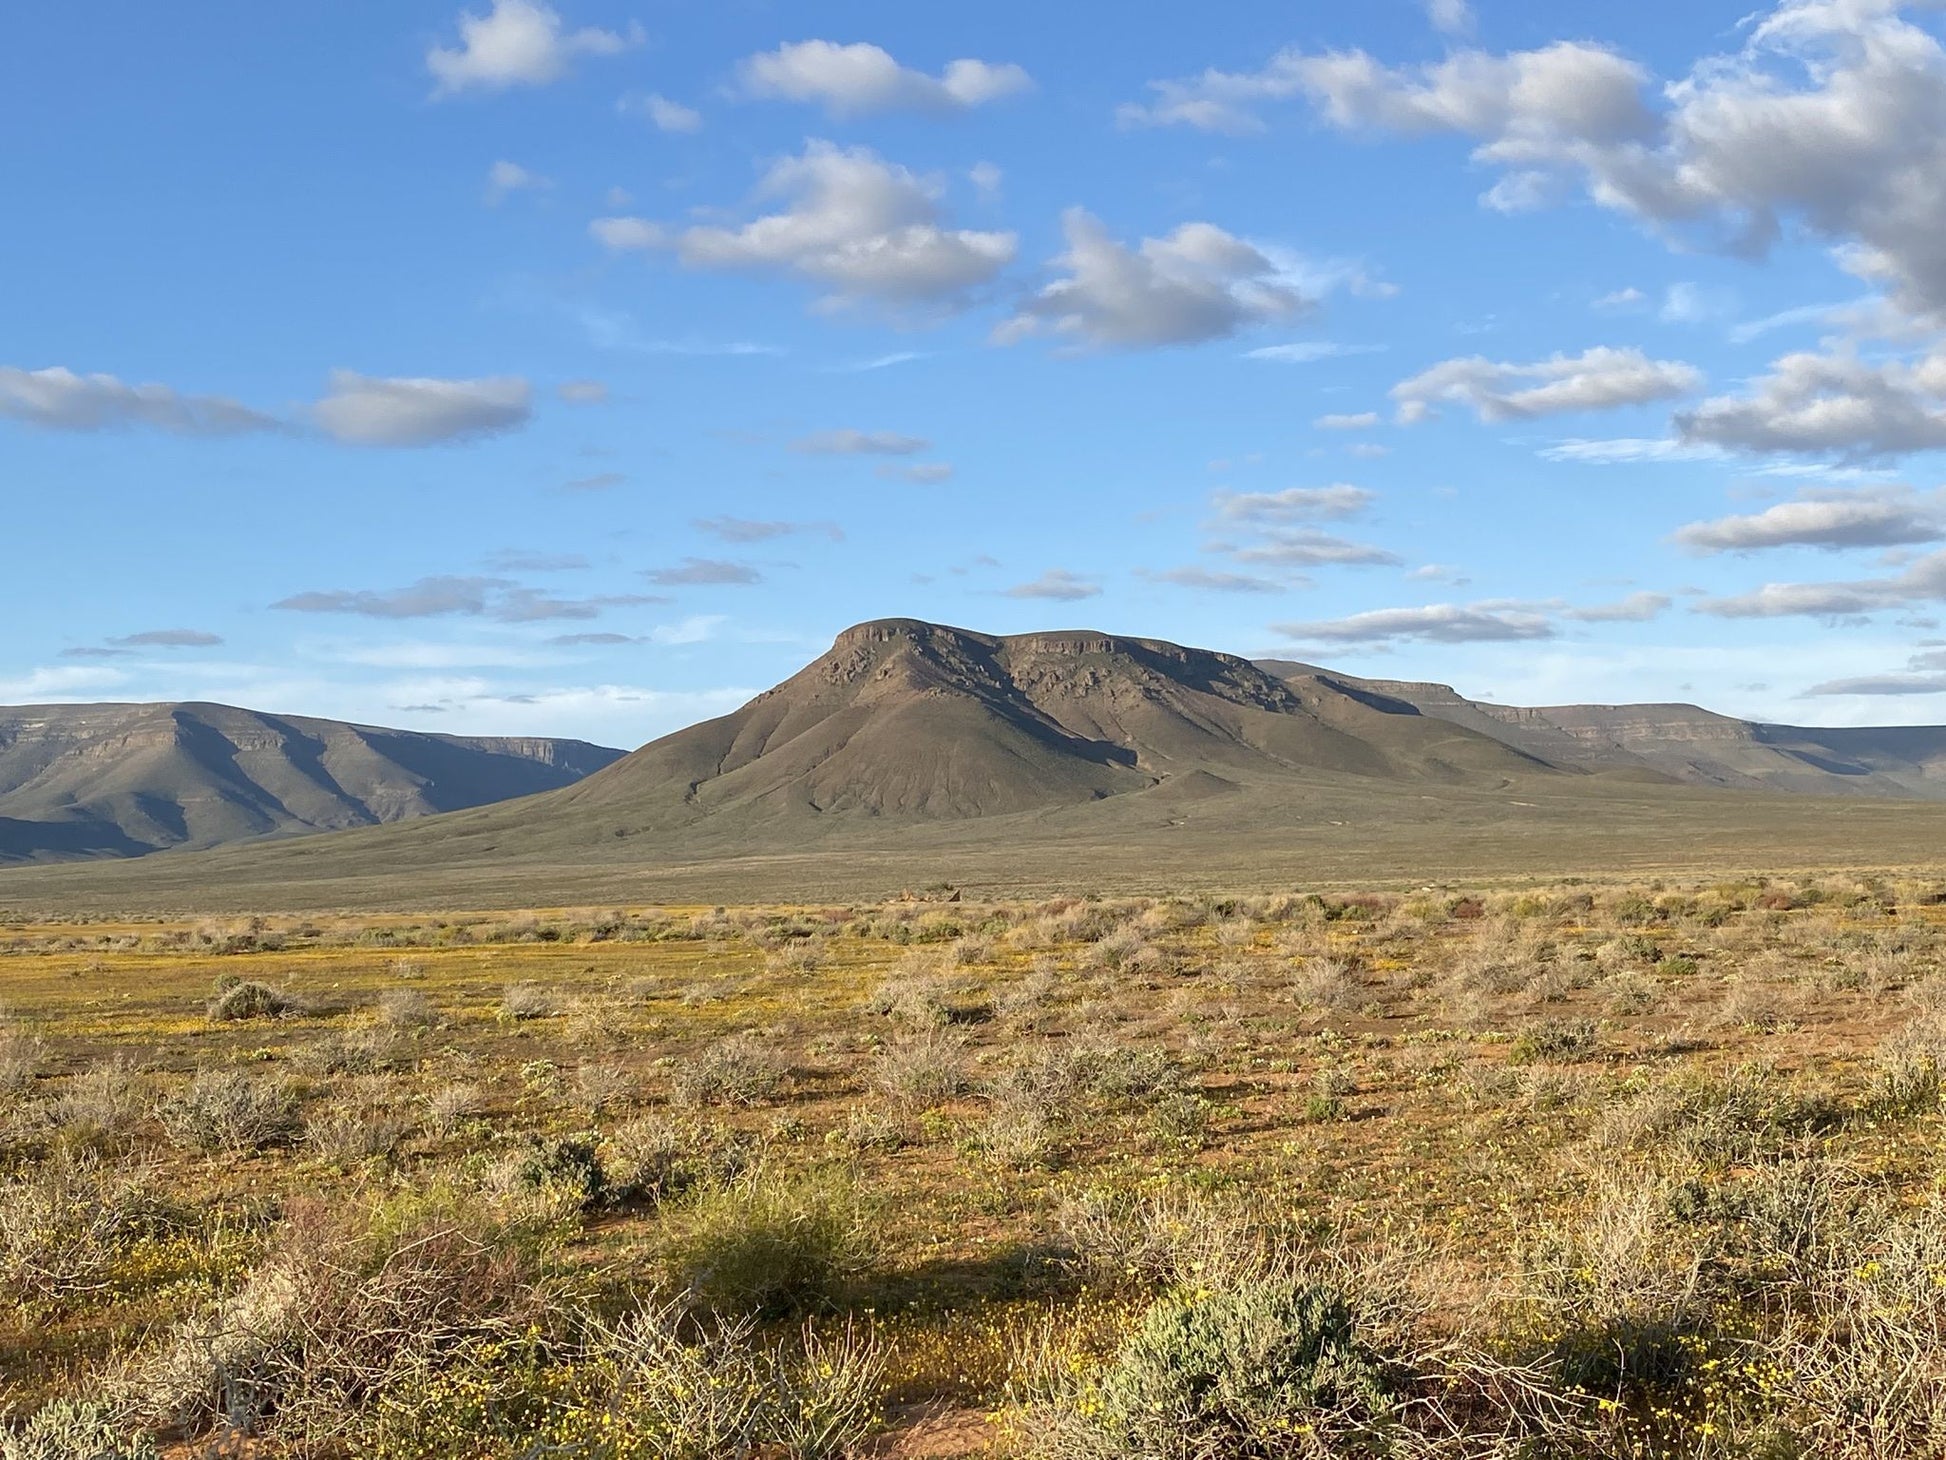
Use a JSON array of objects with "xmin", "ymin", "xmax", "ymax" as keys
[
  {"xmin": 1120, "ymin": 38, "xmax": 1654, "ymax": 141},
  {"xmin": 1140, "ymin": 567, "xmax": 1290, "ymax": 593},
  {"xmin": 620, "ymin": 92, "xmax": 702, "ymax": 133},
  {"xmin": 738, "ymin": 40, "xmax": 1031, "ymax": 116},
  {"xmin": 0, "ymin": 364, "xmax": 278, "ymax": 436},
  {"xmin": 1675, "ymin": 344, "xmax": 1946, "ymax": 457},
  {"xmin": 110, "ymin": 629, "xmax": 224, "ymax": 647},
  {"xmin": 694, "ymin": 517, "xmax": 843, "ymax": 544},
  {"xmin": 1224, "ymin": 529, "xmax": 1403, "ymax": 567},
  {"xmin": 1213, "ymin": 485, "xmax": 1376, "ymax": 521},
  {"xmin": 594, "ymin": 141, "xmax": 1016, "ymax": 313},
  {"xmin": 428, "ymin": 0, "xmax": 638, "ymax": 96},
  {"xmin": 997, "ymin": 209, "xmax": 1311, "ymax": 350},
  {"xmin": 1538, "ymin": 437, "xmax": 1729, "ymax": 464},
  {"xmin": 1425, "ymin": 0, "xmax": 1474, "ymax": 37},
  {"xmin": 1206, "ymin": 482, "xmax": 1377, "ymax": 521},
  {"xmin": 644, "ymin": 558, "xmax": 764, "ymax": 587},
  {"xmin": 791, "ymin": 428, "xmax": 930, "ymax": 455},
  {"xmin": 1594, "ymin": 287, "xmax": 1648, "ymax": 310},
  {"xmin": 1673, "ymin": 488, "xmax": 1946, "ymax": 552},
  {"xmin": 1274, "ymin": 602, "xmax": 1557, "ymax": 644},
  {"xmin": 1804, "ymin": 672, "xmax": 1946, "ymax": 695},
  {"xmin": 1392, "ymin": 347, "xmax": 1703, "ymax": 423},
  {"xmin": 1244, "ymin": 341, "xmax": 1385, "ymax": 364},
  {"xmin": 274, "ymin": 575, "xmax": 660, "ymax": 621},
  {"xmin": 1144, "ymin": 5, "xmax": 1946, "ymax": 329},
  {"xmin": 1694, "ymin": 548, "xmax": 1946, "ymax": 618},
  {"xmin": 556, "ymin": 378, "xmax": 608, "ymax": 404},
  {"xmin": 313, "ymin": 371, "xmax": 531, "ymax": 447},
  {"xmin": 485, "ymin": 159, "xmax": 548, "ymax": 205},
  {"xmin": 1316, "ymin": 411, "xmax": 1380, "ymax": 430},
  {"xmin": 1563, "ymin": 591, "xmax": 1672, "ymax": 622},
  {"xmin": 1004, "ymin": 569, "xmax": 1101, "ymax": 601},
  {"xmin": 969, "ymin": 162, "xmax": 1004, "ymax": 198}
]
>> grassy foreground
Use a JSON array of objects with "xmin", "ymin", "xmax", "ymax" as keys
[{"xmin": 4, "ymin": 876, "xmax": 1946, "ymax": 1456}]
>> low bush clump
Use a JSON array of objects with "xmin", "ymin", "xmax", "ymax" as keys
[
  {"xmin": 155, "ymin": 1070, "xmax": 302, "ymax": 1152},
  {"xmin": 671, "ymin": 1037, "xmax": 790, "ymax": 1108},
  {"xmin": 656, "ymin": 1164, "xmax": 873, "ymax": 1317},
  {"xmin": 0, "ymin": 1400, "xmax": 157, "ymax": 1460},
  {"xmin": 205, "ymin": 978, "xmax": 305, "ymax": 1021}
]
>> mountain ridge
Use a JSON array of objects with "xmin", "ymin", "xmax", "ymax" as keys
[
  {"xmin": 0, "ymin": 701, "xmax": 624, "ymax": 863},
  {"xmin": 1254, "ymin": 660, "xmax": 1946, "ymax": 800},
  {"xmin": 9, "ymin": 619, "xmax": 1946, "ymax": 908}
]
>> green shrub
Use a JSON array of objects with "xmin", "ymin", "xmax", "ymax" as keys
[
  {"xmin": 0, "ymin": 1401, "xmax": 156, "ymax": 1460},
  {"xmin": 656, "ymin": 1165, "xmax": 872, "ymax": 1317},
  {"xmin": 1508, "ymin": 1017, "xmax": 1599, "ymax": 1064},
  {"xmin": 1032, "ymin": 1280, "xmax": 1402, "ymax": 1458}
]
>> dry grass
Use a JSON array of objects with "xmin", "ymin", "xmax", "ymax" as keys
[{"xmin": 3, "ymin": 873, "xmax": 1946, "ymax": 1455}]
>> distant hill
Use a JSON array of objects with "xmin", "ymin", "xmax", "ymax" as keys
[
  {"xmin": 0, "ymin": 702, "xmax": 623, "ymax": 863},
  {"xmin": 1256, "ymin": 662, "xmax": 1946, "ymax": 800},
  {"xmin": 533, "ymin": 618, "xmax": 1551, "ymax": 834},
  {"xmin": 9, "ymin": 621, "xmax": 1946, "ymax": 911}
]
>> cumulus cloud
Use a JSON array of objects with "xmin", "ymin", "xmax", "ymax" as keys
[
  {"xmin": 1131, "ymin": 4, "xmax": 1946, "ymax": 328},
  {"xmin": 1694, "ymin": 549, "xmax": 1946, "ymax": 618},
  {"xmin": 109, "ymin": 629, "xmax": 224, "ymax": 647},
  {"xmin": 621, "ymin": 92, "xmax": 702, "ymax": 133},
  {"xmin": 1675, "ymin": 345, "xmax": 1946, "ymax": 457},
  {"xmin": 1673, "ymin": 488, "xmax": 1946, "ymax": 553},
  {"xmin": 1316, "ymin": 411, "xmax": 1380, "ymax": 430},
  {"xmin": 1120, "ymin": 37, "xmax": 1654, "ymax": 141},
  {"xmin": 313, "ymin": 371, "xmax": 531, "ymax": 447},
  {"xmin": 791, "ymin": 428, "xmax": 930, "ymax": 455},
  {"xmin": 1214, "ymin": 485, "xmax": 1377, "ymax": 521},
  {"xmin": 593, "ymin": 141, "xmax": 1016, "ymax": 313},
  {"xmin": 1004, "ymin": 569, "xmax": 1101, "ymax": 601},
  {"xmin": 997, "ymin": 209, "xmax": 1311, "ymax": 350},
  {"xmin": 1392, "ymin": 347, "xmax": 1703, "ymax": 423},
  {"xmin": 428, "ymin": 0, "xmax": 639, "ymax": 96},
  {"xmin": 738, "ymin": 40, "xmax": 1031, "ymax": 116},
  {"xmin": 644, "ymin": 558, "xmax": 764, "ymax": 587},
  {"xmin": 0, "ymin": 365, "xmax": 279, "ymax": 436},
  {"xmin": 1274, "ymin": 602, "xmax": 1557, "ymax": 645},
  {"xmin": 1563, "ymin": 591, "xmax": 1672, "ymax": 622},
  {"xmin": 694, "ymin": 517, "xmax": 843, "ymax": 542}
]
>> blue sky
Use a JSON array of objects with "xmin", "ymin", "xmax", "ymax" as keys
[{"xmin": 8, "ymin": 0, "xmax": 1946, "ymax": 747}]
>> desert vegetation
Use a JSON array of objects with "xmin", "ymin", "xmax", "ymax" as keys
[{"xmin": 4, "ymin": 876, "xmax": 1946, "ymax": 1454}]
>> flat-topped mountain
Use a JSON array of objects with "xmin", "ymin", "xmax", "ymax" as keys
[
  {"xmin": 539, "ymin": 618, "xmax": 1550, "ymax": 832},
  {"xmin": 0, "ymin": 702, "xmax": 623, "ymax": 863},
  {"xmin": 12, "ymin": 620, "xmax": 1946, "ymax": 909},
  {"xmin": 1257, "ymin": 661, "xmax": 1946, "ymax": 800}
]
